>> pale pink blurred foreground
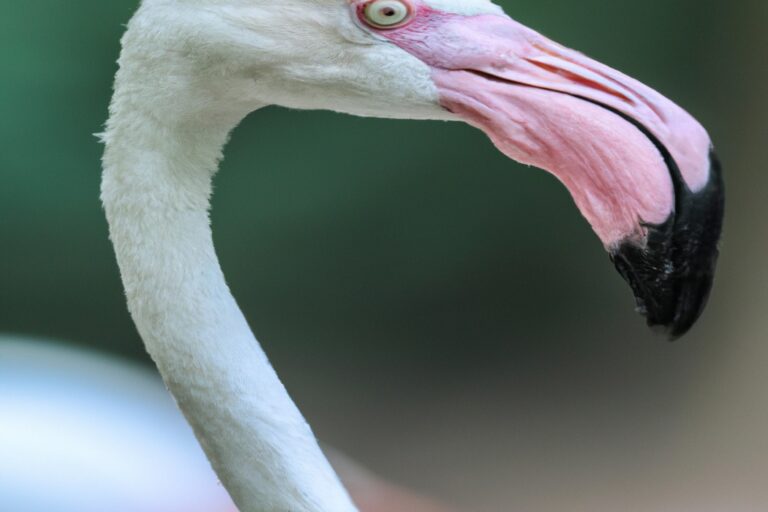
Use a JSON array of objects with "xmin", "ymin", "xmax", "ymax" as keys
[{"xmin": 0, "ymin": 338, "xmax": 452, "ymax": 512}]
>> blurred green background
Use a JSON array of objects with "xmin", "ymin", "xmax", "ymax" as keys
[{"xmin": 1, "ymin": 0, "xmax": 766, "ymax": 510}]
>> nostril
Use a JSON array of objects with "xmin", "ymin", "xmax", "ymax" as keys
[
  {"xmin": 525, "ymin": 57, "xmax": 635, "ymax": 105},
  {"xmin": 529, "ymin": 44, "xmax": 670, "ymax": 123}
]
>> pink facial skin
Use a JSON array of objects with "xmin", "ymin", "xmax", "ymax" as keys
[{"xmin": 355, "ymin": 1, "xmax": 713, "ymax": 248}]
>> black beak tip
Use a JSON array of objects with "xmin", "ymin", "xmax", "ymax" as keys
[{"xmin": 611, "ymin": 150, "xmax": 724, "ymax": 340}]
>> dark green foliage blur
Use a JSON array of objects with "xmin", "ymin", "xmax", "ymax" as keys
[{"xmin": 0, "ymin": 0, "xmax": 754, "ymax": 377}]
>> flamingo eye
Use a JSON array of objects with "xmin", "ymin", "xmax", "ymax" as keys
[{"xmin": 362, "ymin": 0, "xmax": 412, "ymax": 29}]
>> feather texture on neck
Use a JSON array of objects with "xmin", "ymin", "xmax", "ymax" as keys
[{"xmin": 100, "ymin": 23, "xmax": 357, "ymax": 510}]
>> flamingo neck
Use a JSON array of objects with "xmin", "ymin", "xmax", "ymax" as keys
[{"xmin": 100, "ymin": 89, "xmax": 357, "ymax": 512}]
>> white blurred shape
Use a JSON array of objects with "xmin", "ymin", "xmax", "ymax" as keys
[{"xmin": 0, "ymin": 337, "xmax": 237, "ymax": 512}]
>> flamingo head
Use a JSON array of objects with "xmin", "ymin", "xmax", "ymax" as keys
[{"xmin": 127, "ymin": 0, "xmax": 724, "ymax": 338}]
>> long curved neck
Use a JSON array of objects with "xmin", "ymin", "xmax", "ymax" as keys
[{"xmin": 101, "ymin": 83, "xmax": 357, "ymax": 512}]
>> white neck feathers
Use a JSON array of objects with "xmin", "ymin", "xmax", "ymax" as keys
[{"xmin": 101, "ymin": 58, "xmax": 357, "ymax": 512}]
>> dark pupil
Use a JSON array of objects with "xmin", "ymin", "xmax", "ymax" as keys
[{"xmin": 381, "ymin": 7, "xmax": 397, "ymax": 17}]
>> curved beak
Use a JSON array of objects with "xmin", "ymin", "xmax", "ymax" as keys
[{"xmin": 382, "ymin": 10, "xmax": 724, "ymax": 338}]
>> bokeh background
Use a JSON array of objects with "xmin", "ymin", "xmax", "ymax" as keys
[{"xmin": 1, "ymin": 0, "xmax": 766, "ymax": 510}]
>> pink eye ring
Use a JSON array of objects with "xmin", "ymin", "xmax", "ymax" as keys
[{"xmin": 361, "ymin": 0, "xmax": 414, "ymax": 29}]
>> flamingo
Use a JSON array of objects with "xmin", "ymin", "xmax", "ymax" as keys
[{"xmin": 100, "ymin": 0, "xmax": 724, "ymax": 511}]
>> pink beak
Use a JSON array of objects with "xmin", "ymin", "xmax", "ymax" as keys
[{"xmin": 370, "ymin": 5, "xmax": 724, "ymax": 338}]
